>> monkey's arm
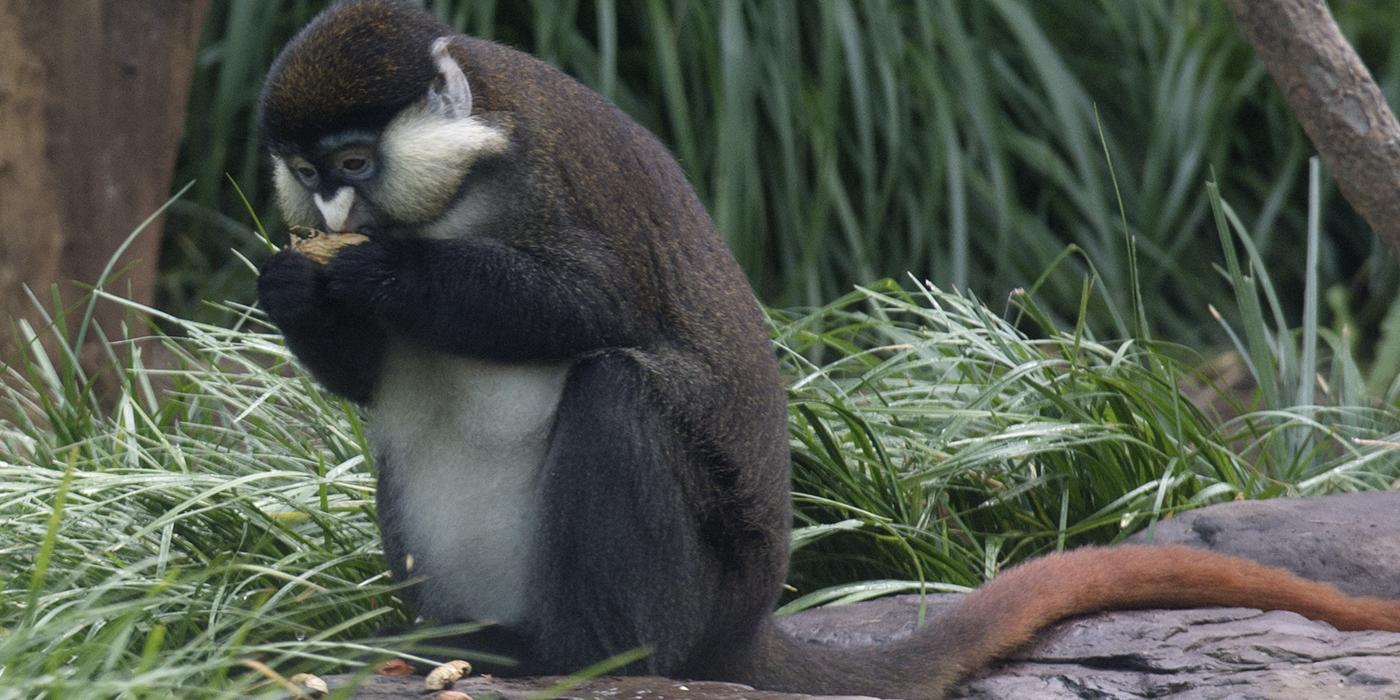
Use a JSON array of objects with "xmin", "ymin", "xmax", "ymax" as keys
[
  {"xmin": 321, "ymin": 235, "xmax": 641, "ymax": 362},
  {"xmin": 258, "ymin": 249, "xmax": 388, "ymax": 404}
]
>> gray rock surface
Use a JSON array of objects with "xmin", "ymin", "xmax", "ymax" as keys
[
  {"xmin": 1126, "ymin": 491, "xmax": 1400, "ymax": 598},
  {"xmin": 334, "ymin": 673, "xmax": 879, "ymax": 700},
  {"xmin": 955, "ymin": 606, "xmax": 1400, "ymax": 698},
  {"xmin": 327, "ymin": 492, "xmax": 1400, "ymax": 699}
]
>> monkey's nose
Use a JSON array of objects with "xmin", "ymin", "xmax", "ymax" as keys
[
  {"xmin": 341, "ymin": 201, "xmax": 380, "ymax": 235},
  {"xmin": 314, "ymin": 186, "xmax": 356, "ymax": 232}
]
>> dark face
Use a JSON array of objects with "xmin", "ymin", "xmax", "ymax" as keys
[
  {"xmin": 261, "ymin": 2, "xmax": 507, "ymax": 235},
  {"xmin": 274, "ymin": 131, "xmax": 383, "ymax": 233},
  {"xmin": 266, "ymin": 53, "xmax": 509, "ymax": 237}
]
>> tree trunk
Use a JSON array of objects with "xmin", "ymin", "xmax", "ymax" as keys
[
  {"xmin": 1224, "ymin": 0, "xmax": 1400, "ymax": 264},
  {"xmin": 0, "ymin": 0, "xmax": 208, "ymax": 390}
]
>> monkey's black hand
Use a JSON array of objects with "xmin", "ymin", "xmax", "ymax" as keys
[
  {"xmin": 322, "ymin": 237, "xmax": 403, "ymax": 312},
  {"xmin": 258, "ymin": 247, "xmax": 389, "ymax": 404},
  {"xmin": 258, "ymin": 248, "xmax": 333, "ymax": 334}
]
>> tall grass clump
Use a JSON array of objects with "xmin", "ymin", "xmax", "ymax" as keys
[
  {"xmin": 777, "ymin": 282, "xmax": 1400, "ymax": 607},
  {"xmin": 776, "ymin": 164, "xmax": 1400, "ymax": 605},
  {"xmin": 0, "ymin": 292, "xmax": 433, "ymax": 697},
  {"xmin": 1204, "ymin": 160, "xmax": 1400, "ymax": 485}
]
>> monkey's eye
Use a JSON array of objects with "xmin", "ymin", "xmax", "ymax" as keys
[
  {"xmin": 292, "ymin": 163, "xmax": 318, "ymax": 185},
  {"xmin": 336, "ymin": 152, "xmax": 374, "ymax": 178}
]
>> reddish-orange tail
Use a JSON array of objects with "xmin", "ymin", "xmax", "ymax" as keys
[
  {"xmin": 947, "ymin": 545, "xmax": 1400, "ymax": 666},
  {"xmin": 742, "ymin": 545, "xmax": 1400, "ymax": 700}
]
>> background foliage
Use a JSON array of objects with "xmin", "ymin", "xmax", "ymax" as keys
[{"xmin": 169, "ymin": 0, "xmax": 1400, "ymax": 349}]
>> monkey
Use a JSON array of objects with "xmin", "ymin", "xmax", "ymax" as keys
[{"xmin": 254, "ymin": 2, "xmax": 1400, "ymax": 698}]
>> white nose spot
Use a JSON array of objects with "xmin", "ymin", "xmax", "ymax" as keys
[{"xmin": 314, "ymin": 187, "xmax": 355, "ymax": 231}]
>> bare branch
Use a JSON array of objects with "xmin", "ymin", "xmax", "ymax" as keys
[{"xmin": 1224, "ymin": 0, "xmax": 1400, "ymax": 263}]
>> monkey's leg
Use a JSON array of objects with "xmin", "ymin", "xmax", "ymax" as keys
[
  {"xmin": 258, "ymin": 249, "xmax": 387, "ymax": 403},
  {"xmin": 520, "ymin": 352, "xmax": 724, "ymax": 676}
]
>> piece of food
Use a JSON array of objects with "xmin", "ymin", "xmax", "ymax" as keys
[
  {"xmin": 424, "ymin": 659, "xmax": 473, "ymax": 690},
  {"xmin": 288, "ymin": 672, "xmax": 329, "ymax": 698},
  {"xmin": 287, "ymin": 225, "xmax": 370, "ymax": 264}
]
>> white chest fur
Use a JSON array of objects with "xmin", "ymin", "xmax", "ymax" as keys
[{"xmin": 370, "ymin": 341, "xmax": 569, "ymax": 625}]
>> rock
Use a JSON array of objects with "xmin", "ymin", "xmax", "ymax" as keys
[
  {"xmin": 775, "ymin": 594, "xmax": 958, "ymax": 647},
  {"xmin": 325, "ymin": 492, "xmax": 1400, "ymax": 699},
  {"xmin": 782, "ymin": 595, "xmax": 1400, "ymax": 698},
  {"xmin": 955, "ymin": 606, "xmax": 1400, "ymax": 699},
  {"xmin": 1126, "ymin": 491, "xmax": 1400, "ymax": 598},
  {"xmin": 330, "ymin": 673, "xmax": 879, "ymax": 700},
  {"xmin": 326, "ymin": 600, "xmax": 1400, "ymax": 699}
]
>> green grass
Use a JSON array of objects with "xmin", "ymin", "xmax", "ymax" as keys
[
  {"xmin": 0, "ymin": 297, "xmax": 410, "ymax": 697},
  {"xmin": 779, "ymin": 162, "xmax": 1400, "ymax": 601},
  {"xmin": 168, "ymin": 0, "xmax": 1400, "ymax": 349},
  {"xmin": 779, "ymin": 279, "xmax": 1399, "ymax": 600},
  {"xmin": 5, "ymin": 172, "xmax": 1400, "ymax": 695}
]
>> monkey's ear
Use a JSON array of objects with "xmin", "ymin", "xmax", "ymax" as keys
[{"xmin": 427, "ymin": 37, "xmax": 473, "ymax": 119}]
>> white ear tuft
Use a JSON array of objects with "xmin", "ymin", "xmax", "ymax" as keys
[{"xmin": 427, "ymin": 37, "xmax": 473, "ymax": 119}]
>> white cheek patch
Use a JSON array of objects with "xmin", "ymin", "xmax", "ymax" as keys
[
  {"xmin": 270, "ymin": 156, "xmax": 319, "ymax": 227},
  {"xmin": 314, "ymin": 186, "xmax": 355, "ymax": 232},
  {"xmin": 373, "ymin": 105, "xmax": 509, "ymax": 225}
]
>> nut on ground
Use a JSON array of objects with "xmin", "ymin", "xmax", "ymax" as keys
[
  {"xmin": 424, "ymin": 659, "xmax": 473, "ymax": 690},
  {"xmin": 288, "ymin": 672, "xmax": 328, "ymax": 698}
]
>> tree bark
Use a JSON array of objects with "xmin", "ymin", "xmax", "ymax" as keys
[
  {"xmin": 1224, "ymin": 0, "xmax": 1400, "ymax": 264},
  {"xmin": 0, "ymin": 0, "xmax": 208, "ymax": 388}
]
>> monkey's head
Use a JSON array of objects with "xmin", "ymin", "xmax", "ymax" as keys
[{"xmin": 258, "ymin": 0, "xmax": 508, "ymax": 235}]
